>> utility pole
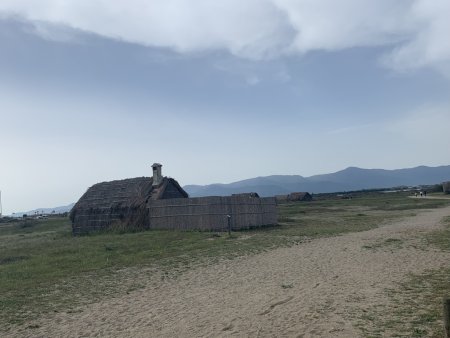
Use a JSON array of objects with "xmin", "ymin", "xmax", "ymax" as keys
[{"xmin": 0, "ymin": 190, "xmax": 2, "ymax": 218}]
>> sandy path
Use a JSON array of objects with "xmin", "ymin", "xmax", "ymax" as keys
[{"xmin": 11, "ymin": 206, "xmax": 450, "ymax": 337}]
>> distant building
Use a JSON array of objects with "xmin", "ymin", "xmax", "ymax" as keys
[
  {"xmin": 232, "ymin": 192, "xmax": 260, "ymax": 198},
  {"xmin": 287, "ymin": 192, "xmax": 313, "ymax": 202},
  {"xmin": 443, "ymin": 181, "xmax": 450, "ymax": 194},
  {"xmin": 276, "ymin": 192, "xmax": 313, "ymax": 202}
]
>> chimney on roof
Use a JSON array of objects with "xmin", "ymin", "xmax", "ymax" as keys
[{"xmin": 152, "ymin": 163, "xmax": 163, "ymax": 186}]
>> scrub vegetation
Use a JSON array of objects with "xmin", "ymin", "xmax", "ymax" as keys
[
  {"xmin": 1, "ymin": 191, "xmax": 449, "ymax": 331},
  {"xmin": 355, "ymin": 216, "xmax": 450, "ymax": 337}
]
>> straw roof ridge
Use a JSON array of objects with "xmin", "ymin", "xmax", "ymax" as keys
[{"xmin": 71, "ymin": 176, "xmax": 153, "ymax": 212}]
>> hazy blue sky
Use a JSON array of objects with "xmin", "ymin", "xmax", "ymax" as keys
[{"xmin": 1, "ymin": 1, "xmax": 450, "ymax": 214}]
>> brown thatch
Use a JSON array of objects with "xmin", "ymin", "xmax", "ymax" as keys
[
  {"xmin": 232, "ymin": 192, "xmax": 260, "ymax": 198},
  {"xmin": 287, "ymin": 192, "xmax": 313, "ymax": 202},
  {"xmin": 70, "ymin": 176, "xmax": 187, "ymax": 234}
]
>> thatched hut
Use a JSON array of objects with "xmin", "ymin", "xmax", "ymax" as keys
[
  {"xmin": 232, "ymin": 192, "xmax": 260, "ymax": 198},
  {"xmin": 443, "ymin": 181, "xmax": 450, "ymax": 194},
  {"xmin": 287, "ymin": 192, "xmax": 313, "ymax": 202},
  {"xmin": 70, "ymin": 163, "xmax": 188, "ymax": 234}
]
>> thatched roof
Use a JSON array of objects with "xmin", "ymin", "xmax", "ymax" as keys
[
  {"xmin": 287, "ymin": 192, "xmax": 312, "ymax": 201},
  {"xmin": 70, "ymin": 176, "xmax": 187, "ymax": 220},
  {"xmin": 232, "ymin": 192, "xmax": 260, "ymax": 198}
]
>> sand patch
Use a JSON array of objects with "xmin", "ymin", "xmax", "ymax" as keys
[{"xmin": 8, "ymin": 206, "xmax": 450, "ymax": 337}]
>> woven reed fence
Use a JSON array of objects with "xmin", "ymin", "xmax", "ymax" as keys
[
  {"xmin": 72, "ymin": 196, "xmax": 277, "ymax": 234},
  {"xmin": 71, "ymin": 205, "xmax": 149, "ymax": 235},
  {"xmin": 147, "ymin": 196, "xmax": 278, "ymax": 231}
]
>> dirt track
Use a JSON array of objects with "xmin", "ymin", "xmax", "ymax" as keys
[{"xmin": 11, "ymin": 206, "xmax": 450, "ymax": 337}]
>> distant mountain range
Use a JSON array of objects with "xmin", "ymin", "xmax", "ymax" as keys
[
  {"xmin": 184, "ymin": 165, "xmax": 450, "ymax": 197},
  {"xmin": 11, "ymin": 203, "xmax": 75, "ymax": 218},
  {"xmin": 8, "ymin": 165, "xmax": 450, "ymax": 216}
]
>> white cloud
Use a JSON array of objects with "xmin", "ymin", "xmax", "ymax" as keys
[
  {"xmin": 0, "ymin": 0, "xmax": 449, "ymax": 74},
  {"xmin": 24, "ymin": 20, "xmax": 83, "ymax": 43},
  {"xmin": 0, "ymin": 0, "xmax": 293, "ymax": 59},
  {"xmin": 274, "ymin": 0, "xmax": 411, "ymax": 52},
  {"xmin": 382, "ymin": 0, "xmax": 450, "ymax": 75}
]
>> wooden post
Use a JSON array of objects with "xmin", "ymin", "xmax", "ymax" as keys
[
  {"xmin": 227, "ymin": 215, "xmax": 231, "ymax": 236},
  {"xmin": 444, "ymin": 298, "xmax": 450, "ymax": 338}
]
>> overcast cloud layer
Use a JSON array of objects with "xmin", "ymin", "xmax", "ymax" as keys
[
  {"xmin": 1, "ymin": 1, "xmax": 450, "ymax": 214},
  {"xmin": 1, "ymin": 0, "xmax": 450, "ymax": 74}
]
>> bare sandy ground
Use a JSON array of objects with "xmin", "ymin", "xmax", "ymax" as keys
[{"xmin": 10, "ymin": 206, "xmax": 450, "ymax": 337}]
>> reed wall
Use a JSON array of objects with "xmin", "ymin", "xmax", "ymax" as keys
[
  {"xmin": 147, "ymin": 196, "xmax": 277, "ymax": 231},
  {"xmin": 72, "ymin": 196, "xmax": 277, "ymax": 234}
]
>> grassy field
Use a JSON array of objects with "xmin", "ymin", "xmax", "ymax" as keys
[
  {"xmin": 1, "ymin": 192, "xmax": 449, "ymax": 330},
  {"xmin": 354, "ymin": 215, "xmax": 450, "ymax": 338}
]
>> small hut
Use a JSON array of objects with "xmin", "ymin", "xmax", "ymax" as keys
[
  {"xmin": 443, "ymin": 181, "xmax": 450, "ymax": 194},
  {"xmin": 232, "ymin": 192, "xmax": 260, "ymax": 198},
  {"xmin": 70, "ymin": 163, "xmax": 187, "ymax": 234},
  {"xmin": 287, "ymin": 192, "xmax": 313, "ymax": 202}
]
